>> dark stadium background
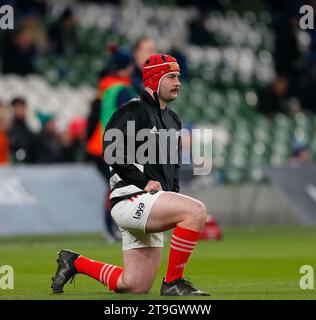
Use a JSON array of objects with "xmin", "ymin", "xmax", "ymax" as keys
[{"xmin": 0, "ymin": 0, "xmax": 315, "ymax": 300}]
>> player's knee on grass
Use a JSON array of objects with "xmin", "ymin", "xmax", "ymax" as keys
[
  {"xmin": 119, "ymin": 271, "xmax": 154, "ymax": 294},
  {"xmin": 123, "ymin": 281, "xmax": 152, "ymax": 294},
  {"xmin": 130, "ymin": 285, "xmax": 151, "ymax": 294}
]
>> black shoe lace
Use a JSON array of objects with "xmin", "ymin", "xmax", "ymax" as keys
[{"xmin": 69, "ymin": 274, "xmax": 76, "ymax": 288}]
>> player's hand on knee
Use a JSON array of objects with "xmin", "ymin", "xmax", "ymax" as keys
[{"xmin": 144, "ymin": 180, "xmax": 162, "ymax": 192}]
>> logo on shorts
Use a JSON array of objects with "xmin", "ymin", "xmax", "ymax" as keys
[{"xmin": 133, "ymin": 202, "xmax": 145, "ymax": 220}]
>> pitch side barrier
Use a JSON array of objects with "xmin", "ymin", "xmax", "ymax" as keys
[{"xmin": 0, "ymin": 165, "xmax": 105, "ymax": 235}]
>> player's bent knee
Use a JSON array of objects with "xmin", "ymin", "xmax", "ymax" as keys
[
  {"xmin": 125, "ymin": 283, "xmax": 151, "ymax": 294},
  {"xmin": 191, "ymin": 200, "xmax": 207, "ymax": 218},
  {"xmin": 191, "ymin": 201, "xmax": 207, "ymax": 227},
  {"xmin": 198, "ymin": 201, "xmax": 208, "ymax": 220},
  {"xmin": 121, "ymin": 275, "xmax": 153, "ymax": 294},
  {"xmin": 131, "ymin": 287, "xmax": 151, "ymax": 294}
]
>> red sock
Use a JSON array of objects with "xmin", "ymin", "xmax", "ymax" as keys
[
  {"xmin": 74, "ymin": 256, "xmax": 123, "ymax": 292},
  {"xmin": 165, "ymin": 226, "xmax": 200, "ymax": 283}
]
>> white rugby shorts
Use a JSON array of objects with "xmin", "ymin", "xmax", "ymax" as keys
[{"xmin": 111, "ymin": 188, "xmax": 164, "ymax": 251}]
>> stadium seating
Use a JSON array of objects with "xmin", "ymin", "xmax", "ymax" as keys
[
  {"xmin": 0, "ymin": 75, "xmax": 94, "ymax": 132},
  {"xmin": 0, "ymin": 2, "xmax": 313, "ymax": 183}
]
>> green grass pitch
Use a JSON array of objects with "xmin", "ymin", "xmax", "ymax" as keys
[{"xmin": 0, "ymin": 226, "xmax": 315, "ymax": 300}]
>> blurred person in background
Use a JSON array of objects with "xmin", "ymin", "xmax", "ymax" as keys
[
  {"xmin": 298, "ymin": 65, "xmax": 316, "ymax": 113},
  {"xmin": 266, "ymin": 0, "xmax": 300, "ymax": 81},
  {"xmin": 288, "ymin": 140, "xmax": 311, "ymax": 166},
  {"xmin": 189, "ymin": 11, "xmax": 217, "ymax": 46},
  {"xmin": 1, "ymin": 23, "xmax": 38, "ymax": 75},
  {"xmin": 48, "ymin": 7, "xmax": 80, "ymax": 56},
  {"xmin": 86, "ymin": 45, "xmax": 136, "ymax": 242},
  {"xmin": 274, "ymin": 16, "xmax": 300, "ymax": 79},
  {"xmin": 63, "ymin": 117, "xmax": 87, "ymax": 162},
  {"xmin": 8, "ymin": 97, "xmax": 37, "ymax": 163},
  {"xmin": 257, "ymin": 76, "xmax": 301, "ymax": 116},
  {"xmin": 0, "ymin": 100, "xmax": 10, "ymax": 165},
  {"xmin": 35, "ymin": 111, "xmax": 68, "ymax": 163},
  {"xmin": 132, "ymin": 37, "xmax": 157, "ymax": 93}
]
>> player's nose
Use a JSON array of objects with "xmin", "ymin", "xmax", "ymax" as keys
[{"xmin": 174, "ymin": 77, "xmax": 181, "ymax": 87}]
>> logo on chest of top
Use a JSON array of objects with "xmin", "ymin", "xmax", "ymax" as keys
[
  {"xmin": 150, "ymin": 126, "xmax": 160, "ymax": 135},
  {"xmin": 150, "ymin": 126, "xmax": 180, "ymax": 137}
]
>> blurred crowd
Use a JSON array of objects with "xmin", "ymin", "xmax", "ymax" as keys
[
  {"xmin": 1, "ymin": 0, "xmax": 316, "ymax": 166},
  {"xmin": 0, "ymin": 3, "xmax": 80, "ymax": 75},
  {"xmin": 0, "ymin": 34, "xmax": 159, "ymax": 165},
  {"xmin": 0, "ymin": 96, "xmax": 85, "ymax": 164},
  {"xmin": 258, "ymin": 0, "xmax": 316, "ymax": 116}
]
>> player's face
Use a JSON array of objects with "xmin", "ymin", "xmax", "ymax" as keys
[{"xmin": 159, "ymin": 73, "xmax": 181, "ymax": 103}]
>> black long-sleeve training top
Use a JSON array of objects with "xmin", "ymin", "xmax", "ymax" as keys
[{"xmin": 103, "ymin": 90, "xmax": 182, "ymax": 209}]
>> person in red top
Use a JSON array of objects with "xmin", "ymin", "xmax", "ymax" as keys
[
  {"xmin": 0, "ymin": 100, "xmax": 10, "ymax": 165},
  {"xmin": 86, "ymin": 46, "xmax": 136, "ymax": 242}
]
